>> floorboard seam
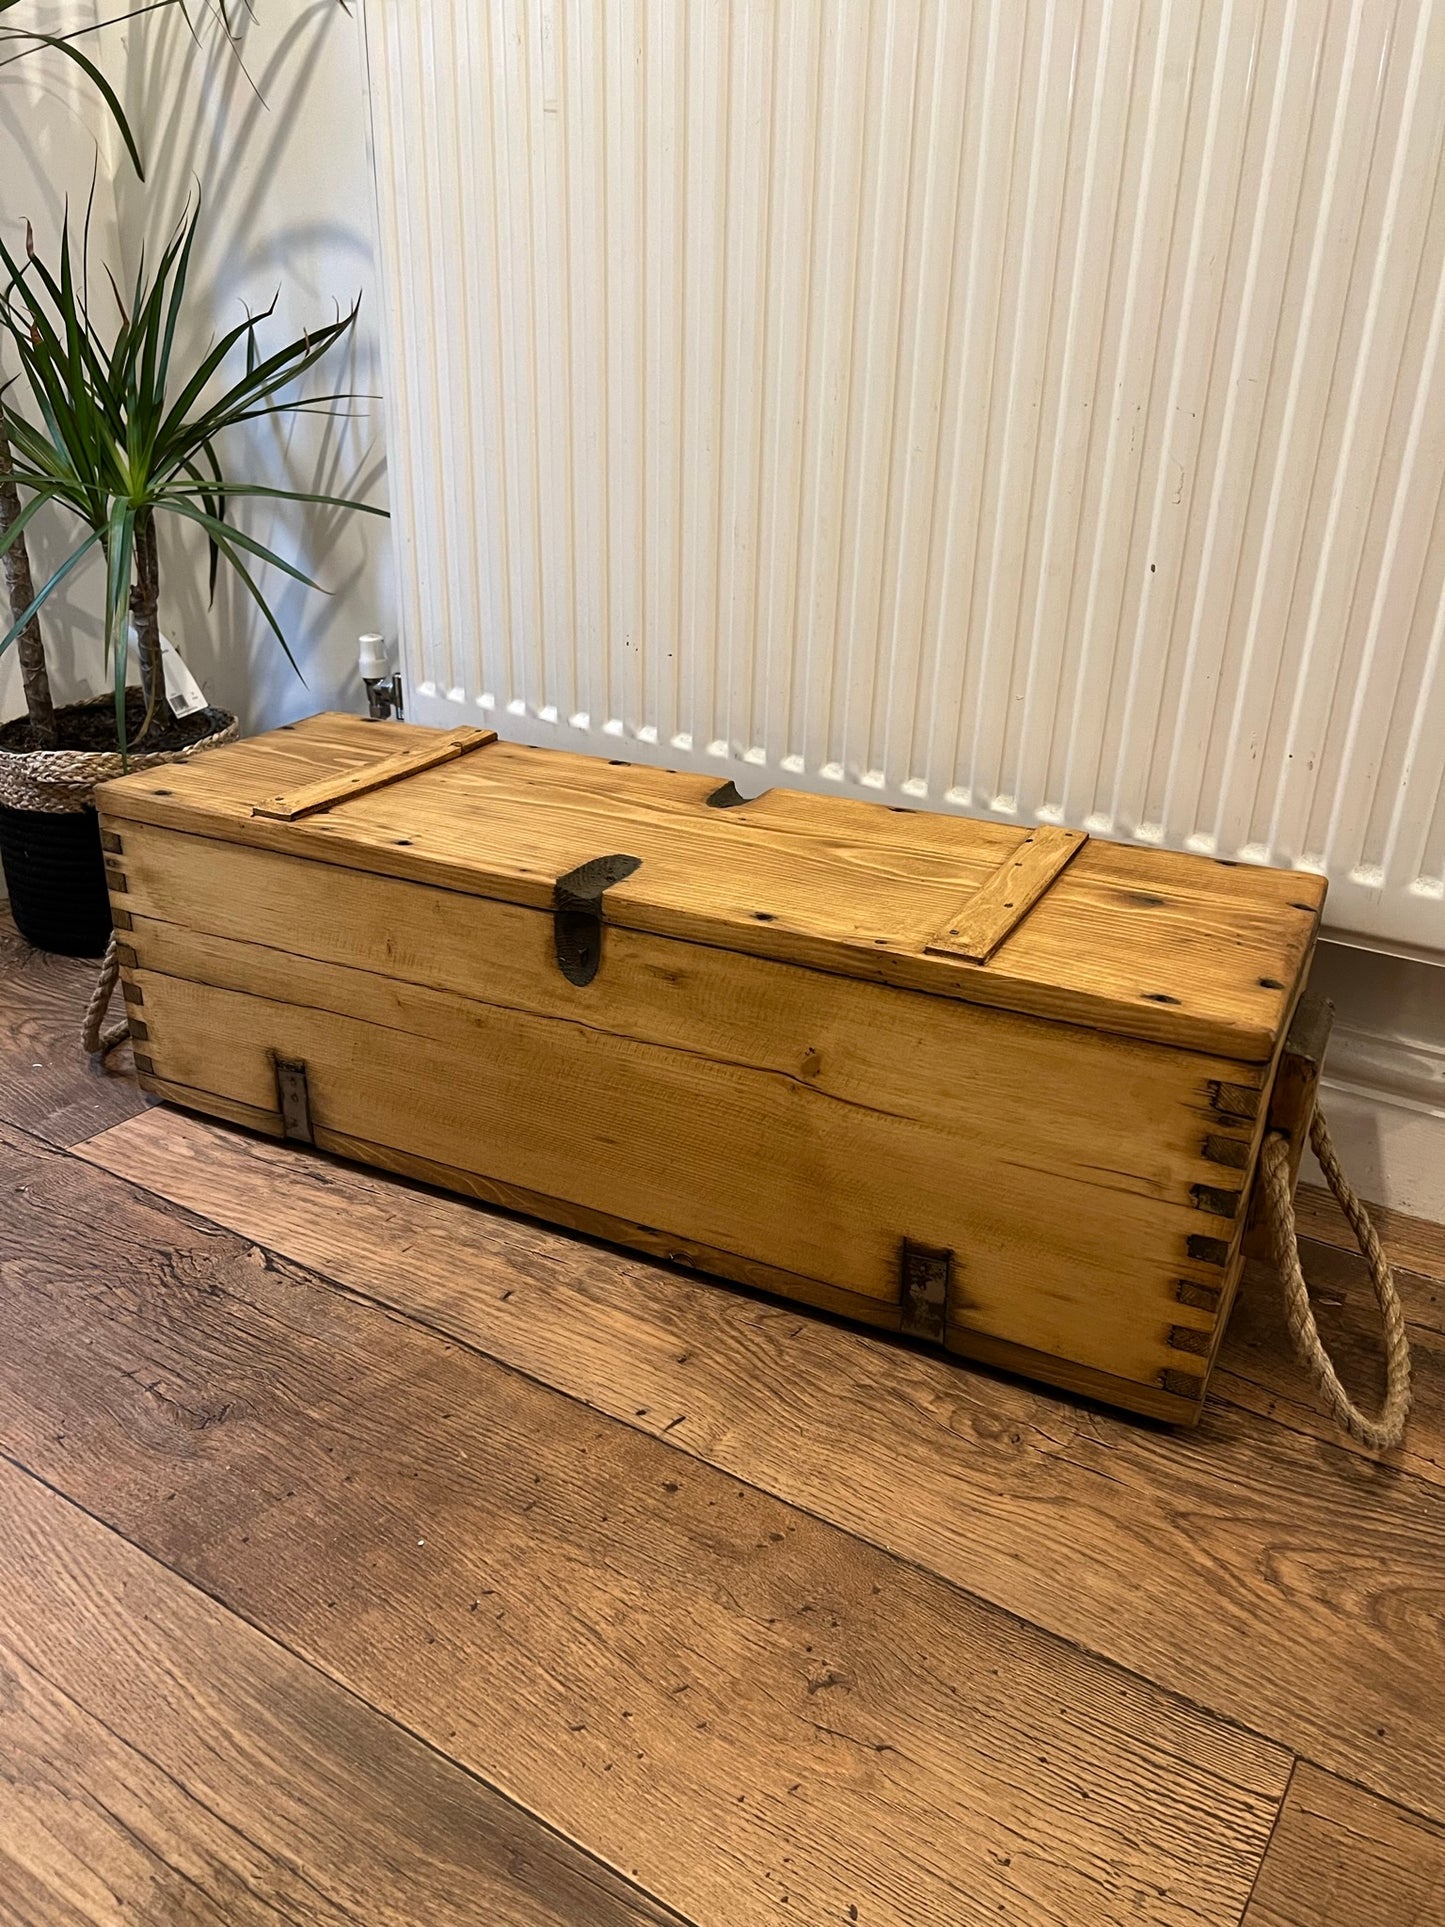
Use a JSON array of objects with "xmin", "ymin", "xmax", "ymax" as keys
[
  {"xmin": 56, "ymin": 1118, "xmax": 1445, "ymax": 1837},
  {"xmin": 1281, "ymin": 1757, "xmax": 1445, "ymax": 1836},
  {"xmin": 1232, "ymin": 1755, "xmax": 1297, "ymax": 1926},
  {"xmin": 0, "ymin": 1448, "xmax": 701, "ymax": 1927},
  {"xmin": 1205, "ymin": 1375, "xmax": 1436, "ymax": 1479},
  {"xmin": 58, "ymin": 1145, "xmax": 1310, "ymax": 1783}
]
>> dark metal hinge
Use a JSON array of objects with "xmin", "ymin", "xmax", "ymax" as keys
[
  {"xmin": 553, "ymin": 854, "xmax": 642, "ymax": 986},
  {"xmin": 899, "ymin": 1239, "xmax": 953, "ymax": 1344},
  {"xmin": 274, "ymin": 1056, "xmax": 314, "ymax": 1144}
]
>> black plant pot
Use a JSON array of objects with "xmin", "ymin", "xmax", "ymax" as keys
[{"xmin": 0, "ymin": 803, "xmax": 113, "ymax": 956}]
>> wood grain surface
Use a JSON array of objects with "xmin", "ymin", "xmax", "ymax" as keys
[
  {"xmin": 0, "ymin": 911, "xmax": 146, "ymax": 1148},
  {"xmin": 1215, "ymin": 1254, "xmax": 1444, "ymax": 1484},
  {"xmin": 925, "ymin": 825, "xmax": 1087, "ymax": 961},
  {"xmin": 1295, "ymin": 1183, "xmax": 1445, "ymax": 1298},
  {"xmin": 95, "ymin": 712, "xmax": 1322, "ymax": 1057},
  {"xmin": 250, "ymin": 726, "xmax": 495, "ymax": 819},
  {"xmin": 0, "ymin": 1454, "xmax": 682, "ymax": 1927},
  {"xmin": 76, "ymin": 1106, "xmax": 1445, "ymax": 1827},
  {"xmin": 0, "ymin": 1122, "xmax": 1288, "ymax": 1927},
  {"xmin": 1242, "ymin": 1764, "xmax": 1445, "ymax": 1926}
]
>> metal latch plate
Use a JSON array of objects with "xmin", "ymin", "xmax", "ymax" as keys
[
  {"xmin": 553, "ymin": 853, "xmax": 642, "ymax": 986},
  {"xmin": 274, "ymin": 1056, "xmax": 314, "ymax": 1143},
  {"xmin": 899, "ymin": 1239, "xmax": 952, "ymax": 1343}
]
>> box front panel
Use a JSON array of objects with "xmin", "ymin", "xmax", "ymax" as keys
[{"xmin": 105, "ymin": 821, "xmax": 1269, "ymax": 1410}]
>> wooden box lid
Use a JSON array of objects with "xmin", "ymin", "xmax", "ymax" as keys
[{"xmin": 97, "ymin": 713, "xmax": 1326, "ymax": 1062}]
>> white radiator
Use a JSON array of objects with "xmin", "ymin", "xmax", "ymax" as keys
[{"xmin": 362, "ymin": 0, "xmax": 1445, "ymax": 952}]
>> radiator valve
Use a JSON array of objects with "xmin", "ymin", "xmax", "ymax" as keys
[{"xmin": 359, "ymin": 633, "xmax": 404, "ymax": 721}]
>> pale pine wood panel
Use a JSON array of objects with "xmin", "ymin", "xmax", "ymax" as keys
[
  {"xmin": 1242, "ymin": 1765, "xmax": 1445, "ymax": 1927},
  {"xmin": 307, "ymin": 1125, "xmax": 1205, "ymax": 1423},
  {"xmin": 125, "ymin": 955, "xmax": 1240, "ymax": 1389},
  {"xmin": 76, "ymin": 1106, "xmax": 1445, "ymax": 1824},
  {"xmin": 110, "ymin": 824, "xmax": 1266, "ymax": 1366},
  {"xmin": 342, "ymin": 739, "xmax": 1325, "ymax": 1071},
  {"xmin": 98, "ymin": 714, "xmax": 420, "ymax": 814},
  {"xmin": 0, "ymin": 1125, "xmax": 1288, "ymax": 1927},
  {"xmin": 0, "ymin": 1458, "xmax": 679, "ymax": 1927},
  {"xmin": 313, "ymin": 1125, "xmax": 910, "ymax": 1333},
  {"xmin": 307, "ymin": 754, "xmax": 1318, "ymax": 1060},
  {"xmin": 96, "ymin": 713, "xmax": 1318, "ymax": 1058}
]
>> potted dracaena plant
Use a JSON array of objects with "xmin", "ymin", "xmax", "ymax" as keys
[{"xmin": 0, "ymin": 200, "xmax": 384, "ymax": 954}]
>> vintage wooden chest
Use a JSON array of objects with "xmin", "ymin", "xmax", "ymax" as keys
[{"xmin": 96, "ymin": 713, "xmax": 1327, "ymax": 1422}]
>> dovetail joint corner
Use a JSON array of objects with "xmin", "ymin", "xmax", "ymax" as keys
[
  {"xmin": 1208, "ymin": 1080, "xmax": 1259, "ymax": 1121},
  {"xmin": 1159, "ymin": 1367, "xmax": 1205, "ymax": 1401},
  {"xmin": 1186, "ymin": 1234, "xmax": 1231, "ymax": 1268},
  {"xmin": 1191, "ymin": 1182, "xmax": 1243, "ymax": 1220},
  {"xmin": 1201, "ymin": 1133, "xmax": 1251, "ymax": 1170},
  {"xmin": 1175, "ymin": 1279, "xmax": 1222, "ymax": 1313},
  {"xmin": 1167, "ymin": 1324, "xmax": 1212, "ymax": 1357}
]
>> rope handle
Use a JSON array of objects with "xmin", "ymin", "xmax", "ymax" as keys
[
  {"xmin": 1260, "ymin": 1104, "xmax": 1412, "ymax": 1450},
  {"xmin": 82, "ymin": 934, "xmax": 131, "ymax": 1060}
]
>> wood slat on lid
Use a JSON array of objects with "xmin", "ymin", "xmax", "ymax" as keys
[
  {"xmin": 926, "ymin": 827, "xmax": 1088, "ymax": 963},
  {"xmin": 96, "ymin": 713, "xmax": 1326, "ymax": 1062},
  {"xmin": 252, "ymin": 726, "xmax": 495, "ymax": 819}
]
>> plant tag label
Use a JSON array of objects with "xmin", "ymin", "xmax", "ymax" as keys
[{"xmin": 160, "ymin": 635, "xmax": 209, "ymax": 718}]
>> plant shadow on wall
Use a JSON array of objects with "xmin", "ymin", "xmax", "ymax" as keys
[
  {"xmin": 109, "ymin": 0, "xmax": 382, "ymax": 733},
  {"xmin": 0, "ymin": 197, "xmax": 385, "ymax": 948},
  {"xmin": 0, "ymin": 0, "xmax": 383, "ymax": 957},
  {"xmin": 0, "ymin": 0, "xmax": 156, "ymax": 178}
]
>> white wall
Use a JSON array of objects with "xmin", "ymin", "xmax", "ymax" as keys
[{"xmin": 0, "ymin": 0, "xmax": 394, "ymax": 735}]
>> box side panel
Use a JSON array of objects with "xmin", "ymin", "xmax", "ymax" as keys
[{"xmin": 104, "ymin": 824, "xmax": 1270, "ymax": 1404}]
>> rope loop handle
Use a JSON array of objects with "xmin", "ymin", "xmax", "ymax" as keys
[
  {"xmin": 1260, "ymin": 1105, "xmax": 1412, "ymax": 1451},
  {"xmin": 82, "ymin": 934, "xmax": 131, "ymax": 1060}
]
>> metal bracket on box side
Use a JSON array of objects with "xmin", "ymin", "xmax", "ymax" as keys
[
  {"xmin": 274, "ymin": 1056, "xmax": 314, "ymax": 1144},
  {"xmin": 899, "ymin": 1239, "xmax": 953, "ymax": 1343},
  {"xmin": 553, "ymin": 854, "xmax": 642, "ymax": 986}
]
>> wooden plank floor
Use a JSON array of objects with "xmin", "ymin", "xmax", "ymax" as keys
[{"xmin": 2, "ymin": 912, "xmax": 1443, "ymax": 1926}]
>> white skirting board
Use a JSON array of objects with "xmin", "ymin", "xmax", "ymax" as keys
[{"xmin": 1304, "ymin": 941, "xmax": 1445, "ymax": 1227}]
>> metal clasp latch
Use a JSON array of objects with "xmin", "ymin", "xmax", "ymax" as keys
[
  {"xmin": 899, "ymin": 1239, "xmax": 953, "ymax": 1343},
  {"xmin": 552, "ymin": 854, "xmax": 642, "ymax": 986},
  {"xmin": 273, "ymin": 1056, "xmax": 314, "ymax": 1143}
]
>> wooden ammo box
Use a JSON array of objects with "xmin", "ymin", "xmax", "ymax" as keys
[{"xmin": 96, "ymin": 713, "xmax": 1327, "ymax": 1423}]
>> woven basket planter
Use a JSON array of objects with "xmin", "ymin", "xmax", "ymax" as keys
[{"xmin": 0, "ymin": 695, "xmax": 238, "ymax": 956}]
